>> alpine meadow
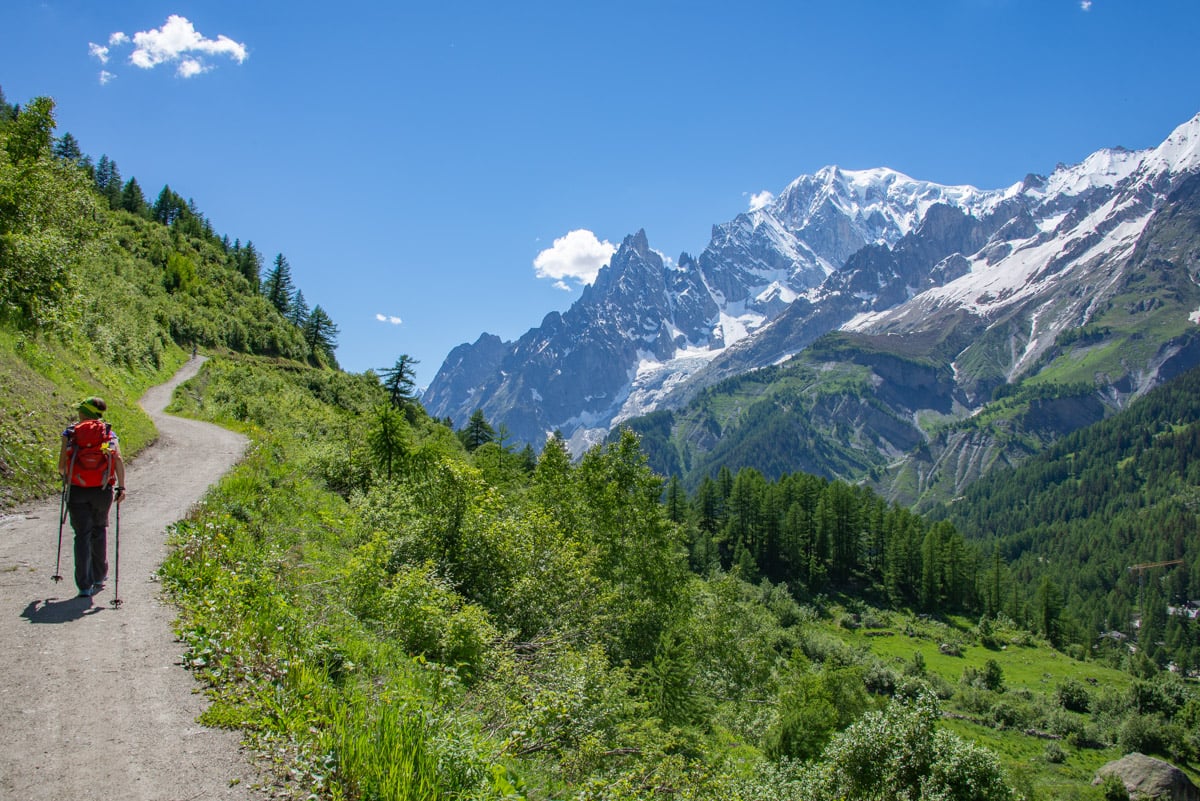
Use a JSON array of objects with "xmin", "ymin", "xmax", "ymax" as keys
[{"xmin": 4, "ymin": 84, "xmax": 1200, "ymax": 801}]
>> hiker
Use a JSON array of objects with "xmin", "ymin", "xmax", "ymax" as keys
[{"xmin": 58, "ymin": 397, "xmax": 127, "ymax": 598}]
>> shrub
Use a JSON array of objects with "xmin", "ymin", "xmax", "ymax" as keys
[
  {"xmin": 990, "ymin": 699, "xmax": 1032, "ymax": 729},
  {"xmin": 808, "ymin": 692, "xmax": 1013, "ymax": 801},
  {"xmin": 1117, "ymin": 713, "xmax": 1167, "ymax": 755},
  {"xmin": 1100, "ymin": 773, "xmax": 1130, "ymax": 801},
  {"xmin": 1040, "ymin": 706, "xmax": 1087, "ymax": 740},
  {"xmin": 1056, "ymin": 678, "xmax": 1091, "ymax": 712},
  {"xmin": 955, "ymin": 686, "xmax": 996, "ymax": 716},
  {"xmin": 962, "ymin": 659, "xmax": 1004, "ymax": 692}
]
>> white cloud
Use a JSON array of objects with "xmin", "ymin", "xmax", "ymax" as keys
[
  {"xmin": 96, "ymin": 15, "xmax": 247, "ymax": 79},
  {"xmin": 1080, "ymin": 0, "xmax": 1093, "ymax": 9},
  {"xmin": 88, "ymin": 42, "xmax": 110, "ymax": 64},
  {"xmin": 533, "ymin": 229, "xmax": 616, "ymax": 291},
  {"xmin": 98, "ymin": 70, "xmax": 116, "ymax": 86},
  {"xmin": 748, "ymin": 190, "xmax": 775, "ymax": 211},
  {"xmin": 178, "ymin": 57, "xmax": 207, "ymax": 78},
  {"xmin": 375, "ymin": 314, "xmax": 403, "ymax": 325}
]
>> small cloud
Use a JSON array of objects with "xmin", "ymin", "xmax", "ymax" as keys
[
  {"xmin": 1080, "ymin": 0, "xmax": 1092, "ymax": 9},
  {"xmin": 96, "ymin": 15, "xmax": 248, "ymax": 79},
  {"xmin": 533, "ymin": 229, "xmax": 616, "ymax": 291},
  {"xmin": 98, "ymin": 70, "xmax": 116, "ymax": 86},
  {"xmin": 178, "ymin": 57, "xmax": 207, "ymax": 78},
  {"xmin": 375, "ymin": 314, "xmax": 403, "ymax": 325},
  {"xmin": 747, "ymin": 190, "xmax": 775, "ymax": 211}
]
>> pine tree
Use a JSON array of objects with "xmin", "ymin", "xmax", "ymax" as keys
[
  {"xmin": 665, "ymin": 475, "xmax": 688, "ymax": 524},
  {"xmin": 94, "ymin": 155, "xmax": 112, "ymax": 191},
  {"xmin": 238, "ymin": 240, "xmax": 262, "ymax": 290},
  {"xmin": 379, "ymin": 354, "xmax": 420, "ymax": 410},
  {"xmin": 52, "ymin": 132, "xmax": 84, "ymax": 165},
  {"xmin": 368, "ymin": 404, "xmax": 409, "ymax": 481},
  {"xmin": 102, "ymin": 159, "xmax": 122, "ymax": 209},
  {"xmin": 1036, "ymin": 576, "xmax": 1063, "ymax": 647},
  {"xmin": 120, "ymin": 177, "xmax": 148, "ymax": 216},
  {"xmin": 459, "ymin": 409, "xmax": 495, "ymax": 452},
  {"xmin": 262, "ymin": 253, "xmax": 296, "ymax": 316},
  {"xmin": 303, "ymin": 304, "xmax": 338, "ymax": 362},
  {"xmin": 153, "ymin": 185, "xmax": 187, "ymax": 225},
  {"xmin": 288, "ymin": 289, "xmax": 310, "ymax": 327}
]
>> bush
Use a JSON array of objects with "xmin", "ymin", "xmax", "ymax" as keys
[
  {"xmin": 1117, "ymin": 713, "xmax": 1167, "ymax": 755},
  {"xmin": 1056, "ymin": 678, "xmax": 1091, "ymax": 712},
  {"xmin": 808, "ymin": 693, "xmax": 1013, "ymax": 801},
  {"xmin": 1100, "ymin": 772, "xmax": 1130, "ymax": 801},
  {"xmin": 955, "ymin": 686, "xmax": 996, "ymax": 717},
  {"xmin": 990, "ymin": 699, "xmax": 1032, "ymax": 729},
  {"xmin": 1040, "ymin": 706, "xmax": 1087, "ymax": 740},
  {"xmin": 962, "ymin": 659, "xmax": 1005, "ymax": 692},
  {"xmin": 1044, "ymin": 740, "xmax": 1066, "ymax": 763},
  {"xmin": 361, "ymin": 559, "xmax": 498, "ymax": 679}
]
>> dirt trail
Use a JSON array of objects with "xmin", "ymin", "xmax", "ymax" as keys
[{"xmin": 0, "ymin": 357, "xmax": 269, "ymax": 800}]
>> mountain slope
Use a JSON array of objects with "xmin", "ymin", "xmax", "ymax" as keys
[
  {"xmin": 932, "ymin": 360, "xmax": 1200, "ymax": 666},
  {"xmin": 427, "ymin": 113, "xmax": 1200, "ymax": 498},
  {"xmin": 634, "ymin": 125, "xmax": 1200, "ymax": 503},
  {"xmin": 423, "ymin": 167, "xmax": 1012, "ymax": 450}
]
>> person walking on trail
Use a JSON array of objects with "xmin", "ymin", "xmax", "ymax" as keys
[{"xmin": 57, "ymin": 397, "xmax": 127, "ymax": 598}]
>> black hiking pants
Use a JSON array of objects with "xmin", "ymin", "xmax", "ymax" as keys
[{"xmin": 67, "ymin": 485, "xmax": 112, "ymax": 593}]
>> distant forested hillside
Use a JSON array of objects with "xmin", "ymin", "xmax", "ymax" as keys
[{"xmin": 935, "ymin": 364, "xmax": 1200, "ymax": 672}]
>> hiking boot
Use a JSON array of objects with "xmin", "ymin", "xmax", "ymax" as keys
[{"xmin": 77, "ymin": 587, "xmax": 94, "ymax": 598}]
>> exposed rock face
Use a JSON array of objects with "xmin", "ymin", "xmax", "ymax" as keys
[
  {"xmin": 424, "ymin": 231, "xmax": 720, "ymax": 447},
  {"xmin": 425, "ymin": 113, "xmax": 1200, "ymax": 475},
  {"xmin": 1093, "ymin": 753, "xmax": 1200, "ymax": 801}
]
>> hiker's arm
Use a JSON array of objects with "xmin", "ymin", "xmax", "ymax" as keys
[
  {"xmin": 57, "ymin": 437, "xmax": 69, "ymax": 478},
  {"xmin": 113, "ymin": 451, "xmax": 127, "ymax": 502}
]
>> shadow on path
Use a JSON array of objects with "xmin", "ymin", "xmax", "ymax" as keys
[{"xmin": 20, "ymin": 596, "xmax": 104, "ymax": 624}]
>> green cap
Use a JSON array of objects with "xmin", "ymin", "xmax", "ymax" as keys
[{"xmin": 77, "ymin": 396, "xmax": 107, "ymax": 419}]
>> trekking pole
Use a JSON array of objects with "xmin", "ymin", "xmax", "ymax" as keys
[
  {"xmin": 110, "ymin": 500, "xmax": 123, "ymax": 609},
  {"xmin": 52, "ymin": 478, "xmax": 68, "ymax": 583}
]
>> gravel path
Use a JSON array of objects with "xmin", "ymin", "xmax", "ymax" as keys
[{"xmin": 0, "ymin": 357, "xmax": 269, "ymax": 800}]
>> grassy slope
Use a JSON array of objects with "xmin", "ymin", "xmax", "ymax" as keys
[
  {"xmin": 0, "ymin": 328, "xmax": 186, "ymax": 507},
  {"xmin": 832, "ymin": 613, "xmax": 1134, "ymax": 798}
]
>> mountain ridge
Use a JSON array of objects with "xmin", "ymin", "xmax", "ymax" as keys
[{"xmin": 425, "ymin": 111, "xmax": 1200, "ymax": 497}]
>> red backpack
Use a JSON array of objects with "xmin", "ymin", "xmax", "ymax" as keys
[{"xmin": 68, "ymin": 419, "xmax": 114, "ymax": 488}]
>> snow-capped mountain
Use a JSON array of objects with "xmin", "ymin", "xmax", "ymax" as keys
[{"xmin": 424, "ymin": 112, "xmax": 1200, "ymax": 459}]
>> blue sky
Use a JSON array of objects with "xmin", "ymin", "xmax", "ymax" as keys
[{"xmin": 3, "ymin": 1, "xmax": 1199, "ymax": 386}]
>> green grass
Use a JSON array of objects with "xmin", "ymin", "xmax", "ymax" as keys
[
  {"xmin": 842, "ymin": 623, "xmax": 1129, "ymax": 695},
  {"xmin": 941, "ymin": 717, "xmax": 1116, "ymax": 801},
  {"xmin": 832, "ymin": 610, "xmax": 1144, "ymax": 799},
  {"xmin": 0, "ymin": 328, "xmax": 186, "ymax": 507}
]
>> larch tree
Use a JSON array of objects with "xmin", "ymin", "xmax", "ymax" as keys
[
  {"xmin": 262, "ymin": 252, "xmax": 296, "ymax": 316},
  {"xmin": 288, "ymin": 289, "xmax": 310, "ymax": 327},
  {"xmin": 303, "ymin": 304, "xmax": 339, "ymax": 363},
  {"xmin": 380, "ymin": 354, "xmax": 420, "ymax": 410},
  {"xmin": 121, "ymin": 177, "xmax": 148, "ymax": 217},
  {"xmin": 459, "ymin": 409, "xmax": 495, "ymax": 452}
]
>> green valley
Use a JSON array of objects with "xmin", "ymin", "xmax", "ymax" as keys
[{"xmin": 3, "ymin": 89, "xmax": 1199, "ymax": 801}]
